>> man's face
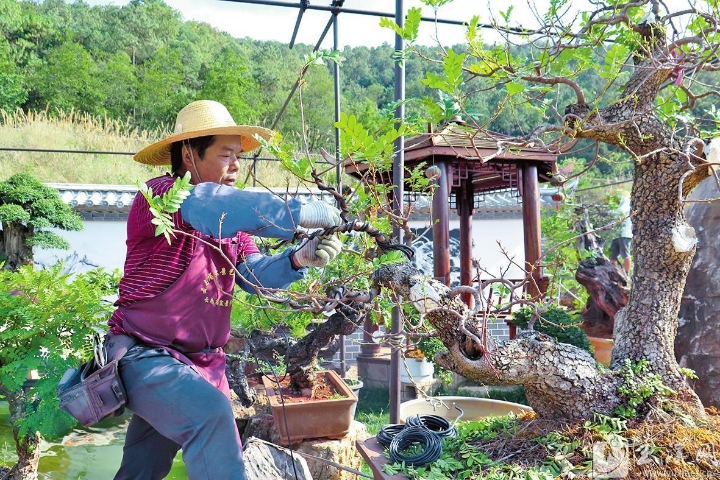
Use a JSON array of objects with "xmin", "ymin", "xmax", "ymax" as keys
[{"xmin": 188, "ymin": 135, "xmax": 243, "ymax": 186}]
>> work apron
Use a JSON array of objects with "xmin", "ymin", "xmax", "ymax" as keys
[{"xmin": 118, "ymin": 235, "xmax": 242, "ymax": 399}]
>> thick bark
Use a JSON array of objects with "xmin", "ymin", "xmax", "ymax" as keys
[
  {"xmin": 0, "ymin": 222, "xmax": 33, "ymax": 271},
  {"xmin": 374, "ymin": 263, "xmax": 623, "ymax": 419},
  {"xmin": 6, "ymin": 390, "xmax": 40, "ymax": 480},
  {"xmin": 566, "ymin": 50, "xmax": 708, "ymax": 411}
]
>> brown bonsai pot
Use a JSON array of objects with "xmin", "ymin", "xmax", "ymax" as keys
[
  {"xmin": 262, "ymin": 369, "xmax": 358, "ymax": 445},
  {"xmin": 588, "ymin": 336, "xmax": 613, "ymax": 366}
]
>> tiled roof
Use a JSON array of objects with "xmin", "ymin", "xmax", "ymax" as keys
[
  {"xmin": 405, "ymin": 124, "xmax": 556, "ymax": 162},
  {"xmin": 49, "ymin": 183, "xmax": 570, "ymax": 220}
]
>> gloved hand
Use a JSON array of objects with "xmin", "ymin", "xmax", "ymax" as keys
[
  {"xmin": 299, "ymin": 201, "xmax": 342, "ymax": 228},
  {"xmin": 293, "ymin": 235, "xmax": 343, "ymax": 268}
]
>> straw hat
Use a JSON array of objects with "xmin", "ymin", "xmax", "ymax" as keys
[{"xmin": 133, "ymin": 100, "xmax": 274, "ymax": 165}]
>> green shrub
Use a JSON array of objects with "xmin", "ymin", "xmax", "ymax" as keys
[{"xmin": 511, "ymin": 305, "xmax": 592, "ymax": 353}]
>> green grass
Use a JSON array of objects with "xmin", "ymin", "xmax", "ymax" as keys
[
  {"xmin": 356, "ymin": 387, "xmax": 390, "ymax": 436},
  {"xmin": 355, "ymin": 388, "xmax": 390, "ymax": 478}
]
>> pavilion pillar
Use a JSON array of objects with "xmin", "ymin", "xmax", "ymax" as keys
[
  {"xmin": 521, "ymin": 164, "xmax": 543, "ymax": 299},
  {"xmin": 458, "ymin": 174, "xmax": 474, "ymax": 307},
  {"xmin": 432, "ymin": 161, "xmax": 451, "ymax": 286}
]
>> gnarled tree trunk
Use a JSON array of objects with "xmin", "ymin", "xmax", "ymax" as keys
[
  {"xmin": 0, "ymin": 222, "xmax": 33, "ymax": 271},
  {"xmin": 5, "ymin": 390, "xmax": 41, "ymax": 480},
  {"xmin": 375, "ymin": 263, "xmax": 624, "ymax": 419},
  {"xmin": 374, "ymin": 30, "xmax": 710, "ymax": 418}
]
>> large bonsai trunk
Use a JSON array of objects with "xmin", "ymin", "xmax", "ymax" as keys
[
  {"xmin": 373, "ymin": 36, "xmax": 710, "ymax": 419},
  {"xmin": 374, "ymin": 263, "xmax": 625, "ymax": 419},
  {"xmin": 0, "ymin": 222, "xmax": 33, "ymax": 271}
]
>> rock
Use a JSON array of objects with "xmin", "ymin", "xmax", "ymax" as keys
[
  {"xmin": 244, "ymin": 437, "xmax": 313, "ymax": 480},
  {"xmin": 242, "ymin": 414, "xmax": 369, "ymax": 480},
  {"xmin": 677, "ymin": 176, "xmax": 720, "ymax": 408}
]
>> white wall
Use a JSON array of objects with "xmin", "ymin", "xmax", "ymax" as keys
[
  {"xmin": 408, "ymin": 217, "xmax": 526, "ymax": 285},
  {"xmin": 34, "ymin": 221, "xmax": 127, "ymax": 273},
  {"xmin": 33, "ymin": 216, "xmax": 527, "ymax": 283}
]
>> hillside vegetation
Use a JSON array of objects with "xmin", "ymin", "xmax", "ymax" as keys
[
  {"xmin": 0, "ymin": 109, "xmax": 304, "ymax": 185},
  {"xmin": 1, "ymin": 0, "xmax": 716, "ymax": 185}
]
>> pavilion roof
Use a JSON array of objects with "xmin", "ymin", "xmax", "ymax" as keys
[{"xmin": 344, "ymin": 123, "xmax": 558, "ymax": 194}]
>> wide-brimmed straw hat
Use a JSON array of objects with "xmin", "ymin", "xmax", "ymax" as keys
[{"xmin": 133, "ymin": 100, "xmax": 274, "ymax": 165}]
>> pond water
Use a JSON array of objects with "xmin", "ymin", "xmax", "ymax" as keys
[{"xmin": 1, "ymin": 401, "xmax": 189, "ymax": 479}]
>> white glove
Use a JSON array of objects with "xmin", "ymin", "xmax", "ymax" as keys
[
  {"xmin": 299, "ymin": 201, "xmax": 342, "ymax": 228},
  {"xmin": 293, "ymin": 235, "xmax": 343, "ymax": 268}
]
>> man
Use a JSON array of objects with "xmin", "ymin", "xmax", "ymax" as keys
[
  {"xmin": 609, "ymin": 195, "xmax": 632, "ymax": 273},
  {"xmin": 107, "ymin": 100, "xmax": 343, "ymax": 479}
]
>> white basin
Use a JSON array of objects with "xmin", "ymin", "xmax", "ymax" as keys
[{"xmin": 399, "ymin": 396, "xmax": 532, "ymax": 423}]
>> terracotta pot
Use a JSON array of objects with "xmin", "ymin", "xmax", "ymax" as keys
[
  {"xmin": 588, "ymin": 336, "xmax": 613, "ymax": 366},
  {"xmin": 400, "ymin": 358, "xmax": 434, "ymax": 383},
  {"xmin": 262, "ymin": 369, "xmax": 358, "ymax": 445}
]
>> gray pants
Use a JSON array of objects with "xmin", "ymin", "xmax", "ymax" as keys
[{"xmin": 114, "ymin": 345, "xmax": 247, "ymax": 480}]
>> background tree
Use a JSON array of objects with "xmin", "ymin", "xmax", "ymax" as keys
[
  {"xmin": 0, "ymin": 172, "xmax": 115, "ymax": 479},
  {"xmin": 0, "ymin": 173, "xmax": 83, "ymax": 271},
  {"xmin": 198, "ymin": 46, "xmax": 262, "ymax": 124},
  {"xmin": 0, "ymin": 266, "xmax": 119, "ymax": 480},
  {"xmin": 26, "ymin": 42, "xmax": 103, "ymax": 115}
]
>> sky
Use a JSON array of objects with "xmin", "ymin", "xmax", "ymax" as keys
[{"xmin": 81, "ymin": 0, "xmax": 565, "ymax": 48}]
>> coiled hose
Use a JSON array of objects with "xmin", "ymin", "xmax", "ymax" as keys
[
  {"xmin": 406, "ymin": 413, "xmax": 458, "ymax": 439},
  {"xmin": 388, "ymin": 426, "xmax": 443, "ymax": 467},
  {"xmin": 376, "ymin": 423, "xmax": 405, "ymax": 448}
]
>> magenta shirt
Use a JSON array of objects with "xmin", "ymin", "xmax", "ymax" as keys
[{"xmin": 108, "ymin": 175, "xmax": 302, "ymax": 398}]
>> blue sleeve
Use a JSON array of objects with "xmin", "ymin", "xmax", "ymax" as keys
[
  {"xmin": 235, "ymin": 250, "xmax": 307, "ymax": 294},
  {"xmin": 181, "ymin": 183, "xmax": 303, "ymax": 240}
]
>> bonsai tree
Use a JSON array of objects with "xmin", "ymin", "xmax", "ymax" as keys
[
  {"xmin": 368, "ymin": 0, "xmax": 720, "ymax": 422},
  {"xmin": 0, "ymin": 172, "xmax": 105, "ymax": 479},
  {"xmin": 0, "ymin": 173, "xmax": 83, "ymax": 271},
  {"xmin": 510, "ymin": 304, "xmax": 592, "ymax": 354}
]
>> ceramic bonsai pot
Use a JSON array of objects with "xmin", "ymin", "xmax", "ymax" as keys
[
  {"xmin": 588, "ymin": 336, "xmax": 613, "ymax": 366},
  {"xmin": 262, "ymin": 369, "xmax": 358, "ymax": 445}
]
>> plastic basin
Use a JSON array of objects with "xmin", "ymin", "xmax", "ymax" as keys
[{"xmin": 399, "ymin": 396, "xmax": 532, "ymax": 423}]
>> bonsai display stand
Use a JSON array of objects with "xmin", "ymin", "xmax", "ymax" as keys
[
  {"xmin": 401, "ymin": 379, "xmax": 438, "ymax": 402},
  {"xmin": 356, "ymin": 348, "xmax": 392, "ymax": 389},
  {"xmin": 356, "ymin": 437, "xmax": 408, "ymax": 480}
]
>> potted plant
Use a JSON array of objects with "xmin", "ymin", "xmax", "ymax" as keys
[
  {"xmin": 400, "ymin": 346, "xmax": 435, "ymax": 383},
  {"xmin": 261, "ymin": 368, "xmax": 358, "ymax": 445}
]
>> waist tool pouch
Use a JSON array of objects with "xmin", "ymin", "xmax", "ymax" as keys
[{"xmin": 56, "ymin": 334, "xmax": 135, "ymax": 427}]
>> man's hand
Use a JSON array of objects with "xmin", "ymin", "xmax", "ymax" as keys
[
  {"xmin": 299, "ymin": 201, "xmax": 342, "ymax": 228},
  {"xmin": 293, "ymin": 235, "xmax": 343, "ymax": 268}
]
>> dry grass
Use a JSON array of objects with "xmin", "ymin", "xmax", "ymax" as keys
[
  {"xmin": 0, "ymin": 109, "xmax": 315, "ymax": 187},
  {"xmin": 469, "ymin": 402, "xmax": 720, "ymax": 479}
]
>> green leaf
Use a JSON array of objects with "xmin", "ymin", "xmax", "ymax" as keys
[
  {"xmin": 506, "ymin": 82, "xmax": 525, "ymax": 95},
  {"xmin": 379, "ymin": 17, "xmax": 404, "ymax": 38},
  {"xmin": 601, "ymin": 43, "xmax": 629, "ymax": 79},
  {"xmin": 403, "ymin": 7, "xmax": 422, "ymax": 41},
  {"xmin": 499, "ymin": 6, "xmax": 514, "ymax": 23},
  {"xmin": 444, "ymin": 48, "xmax": 465, "ymax": 90}
]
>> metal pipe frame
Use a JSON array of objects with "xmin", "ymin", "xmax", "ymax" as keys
[{"xmin": 219, "ymin": 0, "xmax": 469, "ymax": 27}]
